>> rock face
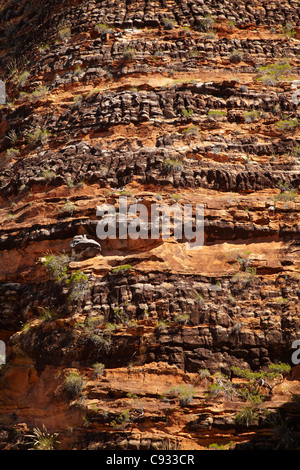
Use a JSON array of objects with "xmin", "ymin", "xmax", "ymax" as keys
[{"xmin": 0, "ymin": 0, "xmax": 299, "ymax": 451}]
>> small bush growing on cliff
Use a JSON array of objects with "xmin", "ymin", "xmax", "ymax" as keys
[
  {"xmin": 181, "ymin": 108, "xmax": 194, "ymax": 118},
  {"xmin": 122, "ymin": 47, "xmax": 136, "ymax": 61},
  {"xmin": 155, "ymin": 319, "xmax": 169, "ymax": 332},
  {"xmin": 26, "ymin": 425, "xmax": 59, "ymax": 450},
  {"xmin": 208, "ymin": 441, "xmax": 235, "ymax": 450},
  {"xmin": 231, "ymin": 362, "xmax": 291, "ymax": 402},
  {"xmin": 229, "ymin": 49, "xmax": 243, "ymax": 63},
  {"xmin": 111, "ymin": 264, "xmax": 133, "ymax": 274},
  {"xmin": 92, "ymin": 362, "xmax": 105, "ymax": 378},
  {"xmin": 95, "ymin": 23, "xmax": 114, "ymax": 34},
  {"xmin": 235, "ymin": 405, "xmax": 258, "ymax": 427},
  {"xmin": 30, "ymin": 85, "xmax": 48, "ymax": 102},
  {"xmin": 72, "ymin": 94, "xmax": 83, "ymax": 110},
  {"xmin": 181, "ymin": 125, "xmax": 199, "ymax": 139},
  {"xmin": 43, "ymin": 253, "xmax": 69, "ymax": 283},
  {"xmin": 163, "ymin": 158, "xmax": 184, "ymax": 173},
  {"xmin": 281, "ymin": 22, "xmax": 296, "ymax": 39},
  {"xmin": 243, "ymin": 110, "xmax": 259, "ymax": 123},
  {"xmin": 290, "ymin": 145, "xmax": 300, "ymax": 160},
  {"xmin": 41, "ymin": 169, "xmax": 57, "ymax": 182},
  {"xmin": 198, "ymin": 369, "xmax": 210, "ymax": 380},
  {"xmin": 89, "ymin": 333, "xmax": 113, "ymax": 353},
  {"xmin": 6, "ymin": 129, "xmax": 18, "ymax": 145},
  {"xmin": 162, "ymin": 17, "xmax": 175, "ymax": 30},
  {"xmin": 165, "ymin": 384, "xmax": 196, "ymax": 406},
  {"xmin": 196, "ymin": 15, "xmax": 215, "ymax": 32},
  {"xmin": 110, "ymin": 409, "xmax": 133, "ymax": 430},
  {"xmin": 273, "ymin": 181, "xmax": 298, "ymax": 202},
  {"xmin": 173, "ymin": 313, "xmax": 190, "ymax": 325},
  {"xmin": 257, "ymin": 61, "xmax": 292, "ymax": 86},
  {"xmin": 66, "ymin": 270, "xmax": 89, "ymax": 301},
  {"xmin": 15, "ymin": 70, "xmax": 30, "ymax": 86},
  {"xmin": 207, "ymin": 109, "xmax": 227, "ymax": 120},
  {"xmin": 6, "ymin": 148, "xmax": 19, "ymax": 159},
  {"xmin": 58, "ymin": 26, "xmax": 71, "ymax": 41},
  {"xmin": 27, "ymin": 127, "xmax": 50, "ymax": 145},
  {"xmin": 274, "ymin": 118, "xmax": 300, "ymax": 132},
  {"xmin": 59, "ymin": 199, "xmax": 77, "ymax": 216},
  {"xmin": 206, "ymin": 374, "xmax": 235, "ymax": 401},
  {"xmin": 63, "ymin": 371, "xmax": 85, "ymax": 398},
  {"xmin": 39, "ymin": 307, "xmax": 55, "ymax": 321}
]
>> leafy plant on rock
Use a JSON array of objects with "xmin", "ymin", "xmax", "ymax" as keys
[
  {"xmin": 43, "ymin": 253, "xmax": 69, "ymax": 283},
  {"xmin": 63, "ymin": 371, "xmax": 85, "ymax": 399},
  {"xmin": 66, "ymin": 270, "xmax": 89, "ymax": 301},
  {"xmin": 26, "ymin": 425, "xmax": 59, "ymax": 450},
  {"xmin": 257, "ymin": 61, "xmax": 292, "ymax": 86}
]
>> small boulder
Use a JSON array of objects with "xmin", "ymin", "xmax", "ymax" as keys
[{"xmin": 70, "ymin": 234, "xmax": 101, "ymax": 260}]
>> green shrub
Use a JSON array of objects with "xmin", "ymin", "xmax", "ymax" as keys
[
  {"xmin": 182, "ymin": 125, "xmax": 199, "ymax": 138},
  {"xmin": 110, "ymin": 409, "xmax": 131, "ymax": 429},
  {"xmin": 27, "ymin": 127, "xmax": 50, "ymax": 145},
  {"xmin": 6, "ymin": 148, "xmax": 19, "ymax": 159},
  {"xmin": 111, "ymin": 264, "xmax": 133, "ymax": 274},
  {"xmin": 275, "ymin": 119, "xmax": 300, "ymax": 132},
  {"xmin": 66, "ymin": 270, "xmax": 89, "ymax": 301},
  {"xmin": 235, "ymin": 405, "xmax": 258, "ymax": 427},
  {"xmin": 243, "ymin": 110, "xmax": 259, "ymax": 123},
  {"xmin": 39, "ymin": 307, "xmax": 55, "ymax": 321},
  {"xmin": 198, "ymin": 369, "xmax": 210, "ymax": 380},
  {"xmin": 197, "ymin": 15, "xmax": 215, "ymax": 32},
  {"xmin": 281, "ymin": 22, "xmax": 296, "ymax": 38},
  {"xmin": 92, "ymin": 362, "xmax": 105, "ymax": 378},
  {"xmin": 72, "ymin": 95, "xmax": 83, "ymax": 110},
  {"xmin": 163, "ymin": 158, "xmax": 184, "ymax": 173},
  {"xmin": 89, "ymin": 333, "xmax": 112, "ymax": 353},
  {"xmin": 122, "ymin": 47, "xmax": 136, "ymax": 61},
  {"xmin": 41, "ymin": 169, "xmax": 57, "ymax": 182},
  {"xmin": 155, "ymin": 319, "xmax": 169, "ymax": 332},
  {"xmin": 162, "ymin": 17, "xmax": 175, "ymax": 30},
  {"xmin": 273, "ymin": 189, "xmax": 298, "ymax": 202},
  {"xmin": 227, "ymin": 20, "xmax": 236, "ymax": 29},
  {"xmin": 63, "ymin": 371, "xmax": 85, "ymax": 398},
  {"xmin": 58, "ymin": 26, "xmax": 71, "ymax": 40},
  {"xmin": 231, "ymin": 362, "xmax": 291, "ymax": 392},
  {"xmin": 229, "ymin": 49, "xmax": 243, "ymax": 63},
  {"xmin": 30, "ymin": 85, "xmax": 48, "ymax": 102},
  {"xmin": 181, "ymin": 108, "xmax": 194, "ymax": 117},
  {"xmin": 267, "ymin": 362, "xmax": 291, "ymax": 376},
  {"xmin": 6, "ymin": 130, "xmax": 18, "ymax": 145},
  {"xmin": 16, "ymin": 70, "xmax": 30, "ymax": 86},
  {"xmin": 166, "ymin": 384, "xmax": 196, "ymax": 406},
  {"xmin": 206, "ymin": 377, "xmax": 235, "ymax": 400},
  {"xmin": 290, "ymin": 145, "xmax": 300, "ymax": 160},
  {"xmin": 257, "ymin": 61, "xmax": 291, "ymax": 85},
  {"xmin": 95, "ymin": 23, "xmax": 113, "ymax": 34},
  {"xmin": 43, "ymin": 253, "xmax": 69, "ymax": 283},
  {"xmin": 59, "ymin": 199, "xmax": 77, "ymax": 216},
  {"xmin": 27, "ymin": 425, "xmax": 59, "ymax": 450},
  {"xmin": 207, "ymin": 109, "xmax": 227, "ymax": 120},
  {"xmin": 208, "ymin": 441, "xmax": 234, "ymax": 450},
  {"xmin": 173, "ymin": 313, "xmax": 190, "ymax": 325}
]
